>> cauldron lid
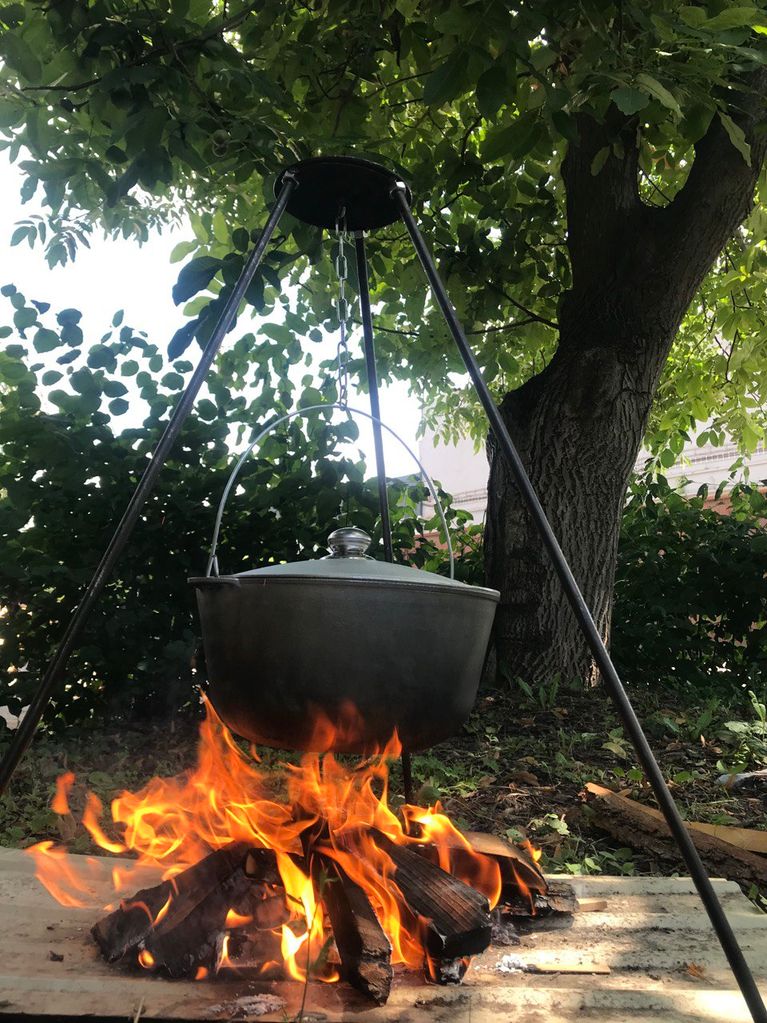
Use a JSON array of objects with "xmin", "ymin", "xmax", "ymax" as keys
[{"xmin": 199, "ymin": 526, "xmax": 499, "ymax": 599}]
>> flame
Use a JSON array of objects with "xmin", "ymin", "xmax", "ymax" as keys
[
  {"xmin": 51, "ymin": 771, "xmax": 75, "ymax": 815},
  {"xmin": 27, "ymin": 699, "xmax": 538, "ymax": 981},
  {"xmin": 216, "ymin": 932, "xmax": 232, "ymax": 972},
  {"xmin": 224, "ymin": 908, "xmax": 253, "ymax": 928},
  {"xmin": 82, "ymin": 793, "xmax": 127, "ymax": 855},
  {"xmin": 138, "ymin": 948, "xmax": 155, "ymax": 969},
  {"xmin": 26, "ymin": 841, "xmax": 105, "ymax": 908}
]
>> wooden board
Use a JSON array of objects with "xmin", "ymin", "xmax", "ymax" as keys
[{"xmin": 2, "ymin": 847, "xmax": 767, "ymax": 1021}]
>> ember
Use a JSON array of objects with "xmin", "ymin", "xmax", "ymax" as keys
[{"xmin": 26, "ymin": 700, "xmax": 568, "ymax": 1004}]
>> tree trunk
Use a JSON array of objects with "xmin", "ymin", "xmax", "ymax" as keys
[
  {"xmin": 484, "ymin": 84, "xmax": 767, "ymax": 687},
  {"xmin": 484, "ymin": 325, "xmax": 661, "ymax": 685}
]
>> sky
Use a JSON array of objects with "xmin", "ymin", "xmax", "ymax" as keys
[{"xmin": 0, "ymin": 155, "xmax": 423, "ymax": 477}]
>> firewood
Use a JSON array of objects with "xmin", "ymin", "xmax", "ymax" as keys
[
  {"xmin": 681, "ymin": 821, "xmax": 767, "ymax": 855},
  {"xmin": 91, "ymin": 842, "xmax": 250, "ymax": 970},
  {"xmin": 312, "ymin": 854, "xmax": 392, "ymax": 1004},
  {"xmin": 91, "ymin": 877, "xmax": 175, "ymax": 963},
  {"xmin": 501, "ymin": 879, "xmax": 577, "ymax": 918},
  {"xmin": 143, "ymin": 848, "xmax": 252, "ymax": 977},
  {"xmin": 583, "ymin": 783, "xmax": 767, "ymax": 891},
  {"xmin": 413, "ymin": 829, "xmax": 550, "ymax": 909},
  {"xmin": 596, "ymin": 784, "xmax": 767, "ymax": 854},
  {"xmin": 371, "ymin": 830, "xmax": 492, "ymax": 963}
]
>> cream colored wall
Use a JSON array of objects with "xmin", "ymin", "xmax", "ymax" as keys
[{"xmin": 419, "ymin": 429, "xmax": 767, "ymax": 522}]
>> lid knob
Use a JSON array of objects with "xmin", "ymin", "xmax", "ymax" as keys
[{"xmin": 326, "ymin": 526, "xmax": 372, "ymax": 559}]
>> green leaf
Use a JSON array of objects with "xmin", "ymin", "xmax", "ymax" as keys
[
  {"xmin": 170, "ymin": 239, "xmax": 198, "ymax": 264},
  {"xmin": 719, "ymin": 112, "xmax": 751, "ymax": 166},
  {"xmin": 476, "ymin": 63, "xmax": 509, "ymax": 120},
  {"xmin": 161, "ymin": 371, "xmax": 184, "ymax": 390},
  {"xmin": 33, "ymin": 328, "xmax": 60, "ymax": 353},
  {"xmin": 70, "ymin": 367, "xmax": 100, "ymax": 395},
  {"xmin": 13, "ymin": 307, "xmax": 37, "ymax": 331},
  {"xmin": 196, "ymin": 398, "xmax": 218, "ymax": 420},
  {"xmin": 87, "ymin": 345, "xmax": 118, "ymax": 371},
  {"xmin": 232, "ymin": 227, "xmax": 250, "ymax": 252},
  {"xmin": 172, "ymin": 256, "xmax": 223, "ymax": 305},
  {"xmin": 41, "ymin": 370, "xmax": 63, "ymax": 385},
  {"xmin": 481, "ymin": 114, "xmax": 541, "ymax": 162},
  {"xmin": 56, "ymin": 308, "xmax": 82, "ymax": 326},
  {"xmin": 108, "ymin": 397, "xmax": 130, "ymax": 415},
  {"xmin": 679, "ymin": 5, "xmax": 708, "ymax": 27},
  {"xmin": 635, "ymin": 72, "xmax": 681, "ymax": 116},
  {"xmin": 422, "ymin": 51, "xmax": 466, "ymax": 107},
  {"xmin": 610, "ymin": 86, "xmax": 650, "ymax": 116},
  {"xmin": 1, "ymin": 33, "xmax": 42, "ymax": 82},
  {"xmin": 704, "ymin": 7, "xmax": 766, "ymax": 31},
  {"xmin": 102, "ymin": 379, "xmax": 128, "ymax": 397}
]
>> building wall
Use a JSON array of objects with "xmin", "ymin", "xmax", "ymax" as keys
[{"xmin": 419, "ymin": 427, "xmax": 767, "ymax": 522}]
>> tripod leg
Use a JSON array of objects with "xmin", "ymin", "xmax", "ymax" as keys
[
  {"xmin": 0, "ymin": 175, "xmax": 297, "ymax": 794},
  {"xmin": 393, "ymin": 184, "xmax": 767, "ymax": 1023}
]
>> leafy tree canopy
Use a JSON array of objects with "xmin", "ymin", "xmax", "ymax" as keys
[{"xmin": 1, "ymin": 0, "xmax": 767, "ymax": 468}]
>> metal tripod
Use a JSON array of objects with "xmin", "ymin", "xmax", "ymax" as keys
[{"xmin": 1, "ymin": 155, "xmax": 764, "ymax": 1022}]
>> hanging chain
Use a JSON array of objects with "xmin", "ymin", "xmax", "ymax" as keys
[{"xmin": 334, "ymin": 207, "xmax": 352, "ymax": 407}]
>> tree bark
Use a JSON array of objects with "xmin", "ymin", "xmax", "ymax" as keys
[{"xmin": 485, "ymin": 80, "xmax": 767, "ymax": 686}]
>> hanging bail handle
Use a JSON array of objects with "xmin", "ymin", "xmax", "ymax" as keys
[{"xmin": 205, "ymin": 403, "xmax": 454, "ymax": 580}]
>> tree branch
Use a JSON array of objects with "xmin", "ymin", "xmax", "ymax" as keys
[
  {"xmin": 21, "ymin": 2, "xmax": 261, "ymax": 94},
  {"xmin": 658, "ymin": 69, "xmax": 767, "ymax": 312},
  {"xmin": 560, "ymin": 108, "xmax": 643, "ymax": 294}
]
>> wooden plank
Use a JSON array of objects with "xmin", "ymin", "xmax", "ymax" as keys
[{"xmin": 3, "ymin": 850, "xmax": 767, "ymax": 1022}]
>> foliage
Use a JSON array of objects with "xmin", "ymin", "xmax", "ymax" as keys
[
  {"xmin": 612, "ymin": 474, "xmax": 767, "ymax": 695},
  {"xmin": 1, "ymin": 1, "xmax": 767, "ymax": 461},
  {"xmin": 0, "ymin": 286, "xmax": 473, "ymax": 729}
]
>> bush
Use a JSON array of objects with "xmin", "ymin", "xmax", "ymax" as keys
[
  {"xmin": 612, "ymin": 476, "xmax": 767, "ymax": 696},
  {"xmin": 0, "ymin": 287, "xmax": 471, "ymax": 730}
]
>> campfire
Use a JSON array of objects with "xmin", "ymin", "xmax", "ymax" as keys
[{"xmin": 26, "ymin": 701, "xmax": 572, "ymax": 1005}]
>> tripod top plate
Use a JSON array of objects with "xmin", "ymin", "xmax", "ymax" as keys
[{"xmin": 275, "ymin": 156, "xmax": 411, "ymax": 232}]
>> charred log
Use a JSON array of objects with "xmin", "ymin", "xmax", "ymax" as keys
[
  {"xmin": 312, "ymin": 855, "xmax": 392, "ymax": 1004},
  {"xmin": 91, "ymin": 842, "xmax": 250, "ymax": 971},
  {"xmin": 372, "ymin": 830, "xmax": 492, "ymax": 961}
]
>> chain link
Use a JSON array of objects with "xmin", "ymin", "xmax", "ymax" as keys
[{"xmin": 334, "ymin": 207, "xmax": 351, "ymax": 407}]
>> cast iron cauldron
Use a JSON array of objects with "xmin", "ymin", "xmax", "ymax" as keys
[{"xmin": 190, "ymin": 526, "xmax": 499, "ymax": 753}]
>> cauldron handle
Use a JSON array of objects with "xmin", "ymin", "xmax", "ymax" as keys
[{"xmin": 205, "ymin": 402, "xmax": 455, "ymax": 579}]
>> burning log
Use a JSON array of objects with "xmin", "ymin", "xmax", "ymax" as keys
[
  {"xmin": 372, "ymin": 831, "xmax": 492, "ymax": 965},
  {"xmin": 92, "ymin": 877, "xmax": 175, "ymax": 964},
  {"xmin": 312, "ymin": 855, "xmax": 392, "ymax": 1004},
  {"xmin": 415, "ymin": 829, "xmax": 550, "ymax": 909},
  {"xmin": 92, "ymin": 842, "xmax": 251, "ymax": 973}
]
